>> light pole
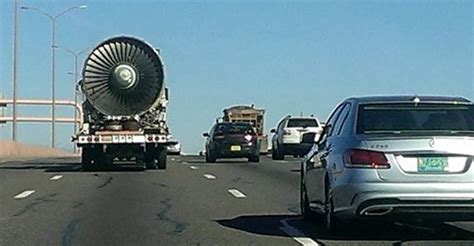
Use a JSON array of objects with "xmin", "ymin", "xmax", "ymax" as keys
[
  {"xmin": 20, "ymin": 4, "xmax": 86, "ymax": 148},
  {"xmin": 53, "ymin": 45, "xmax": 88, "ymax": 153},
  {"xmin": 12, "ymin": 0, "xmax": 19, "ymax": 141}
]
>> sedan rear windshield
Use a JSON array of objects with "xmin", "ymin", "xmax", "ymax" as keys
[
  {"xmin": 287, "ymin": 119, "xmax": 319, "ymax": 128},
  {"xmin": 357, "ymin": 103, "xmax": 474, "ymax": 135},
  {"xmin": 216, "ymin": 124, "xmax": 255, "ymax": 135}
]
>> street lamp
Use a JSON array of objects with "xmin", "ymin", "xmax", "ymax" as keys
[
  {"xmin": 20, "ymin": 4, "xmax": 87, "ymax": 148},
  {"xmin": 53, "ymin": 45, "xmax": 89, "ymax": 153},
  {"xmin": 12, "ymin": 0, "xmax": 19, "ymax": 141}
]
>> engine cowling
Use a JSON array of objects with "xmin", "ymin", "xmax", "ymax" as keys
[{"xmin": 82, "ymin": 36, "xmax": 165, "ymax": 116}]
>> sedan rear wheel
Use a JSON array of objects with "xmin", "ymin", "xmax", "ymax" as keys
[
  {"xmin": 272, "ymin": 145, "xmax": 284, "ymax": 160},
  {"xmin": 205, "ymin": 151, "xmax": 216, "ymax": 163},
  {"xmin": 300, "ymin": 179, "xmax": 318, "ymax": 221},
  {"xmin": 324, "ymin": 198, "xmax": 342, "ymax": 233}
]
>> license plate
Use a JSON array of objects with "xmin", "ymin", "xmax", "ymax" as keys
[
  {"xmin": 230, "ymin": 145, "xmax": 241, "ymax": 152},
  {"xmin": 418, "ymin": 157, "xmax": 448, "ymax": 172}
]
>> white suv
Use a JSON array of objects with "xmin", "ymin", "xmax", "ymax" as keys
[{"xmin": 271, "ymin": 116, "xmax": 323, "ymax": 160}]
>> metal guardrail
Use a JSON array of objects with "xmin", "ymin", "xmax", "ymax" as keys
[
  {"xmin": 0, "ymin": 99, "xmax": 83, "ymax": 127},
  {"xmin": 0, "ymin": 99, "xmax": 83, "ymax": 152}
]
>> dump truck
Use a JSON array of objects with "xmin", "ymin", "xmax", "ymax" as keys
[
  {"xmin": 222, "ymin": 105, "xmax": 268, "ymax": 154},
  {"xmin": 75, "ymin": 36, "xmax": 173, "ymax": 171}
]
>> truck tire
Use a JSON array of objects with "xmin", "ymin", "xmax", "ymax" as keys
[
  {"xmin": 81, "ymin": 148, "xmax": 94, "ymax": 171},
  {"xmin": 100, "ymin": 154, "xmax": 113, "ymax": 167},
  {"xmin": 144, "ymin": 144, "xmax": 157, "ymax": 170},
  {"xmin": 156, "ymin": 147, "xmax": 167, "ymax": 170},
  {"xmin": 133, "ymin": 155, "xmax": 144, "ymax": 170},
  {"xmin": 91, "ymin": 147, "xmax": 109, "ymax": 171},
  {"xmin": 145, "ymin": 156, "xmax": 156, "ymax": 170}
]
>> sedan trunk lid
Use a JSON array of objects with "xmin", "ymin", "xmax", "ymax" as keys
[{"xmin": 362, "ymin": 136, "xmax": 474, "ymax": 182}]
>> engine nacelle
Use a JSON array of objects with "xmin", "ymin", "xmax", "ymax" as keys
[
  {"xmin": 82, "ymin": 36, "xmax": 165, "ymax": 116},
  {"xmin": 81, "ymin": 36, "xmax": 167, "ymax": 132}
]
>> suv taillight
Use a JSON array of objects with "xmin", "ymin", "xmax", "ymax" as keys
[
  {"xmin": 343, "ymin": 149, "xmax": 390, "ymax": 169},
  {"xmin": 283, "ymin": 130, "xmax": 291, "ymax": 136}
]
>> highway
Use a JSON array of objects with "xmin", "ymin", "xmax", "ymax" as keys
[{"xmin": 0, "ymin": 155, "xmax": 473, "ymax": 246}]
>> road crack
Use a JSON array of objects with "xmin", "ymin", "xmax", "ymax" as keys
[
  {"xmin": 13, "ymin": 193, "xmax": 58, "ymax": 217},
  {"xmin": 156, "ymin": 198, "xmax": 188, "ymax": 235},
  {"xmin": 62, "ymin": 219, "xmax": 79, "ymax": 246},
  {"xmin": 97, "ymin": 176, "xmax": 113, "ymax": 189},
  {"xmin": 232, "ymin": 177, "xmax": 254, "ymax": 185},
  {"xmin": 72, "ymin": 201, "xmax": 84, "ymax": 209}
]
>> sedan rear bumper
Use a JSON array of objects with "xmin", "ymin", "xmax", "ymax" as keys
[
  {"xmin": 332, "ymin": 182, "xmax": 474, "ymax": 220},
  {"xmin": 215, "ymin": 144, "xmax": 259, "ymax": 158}
]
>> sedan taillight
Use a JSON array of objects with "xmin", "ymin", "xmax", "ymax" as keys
[{"xmin": 343, "ymin": 149, "xmax": 390, "ymax": 169}]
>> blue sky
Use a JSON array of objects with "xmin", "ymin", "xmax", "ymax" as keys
[{"xmin": 0, "ymin": 0, "xmax": 472, "ymax": 153}]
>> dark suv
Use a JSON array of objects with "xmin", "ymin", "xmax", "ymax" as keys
[{"xmin": 203, "ymin": 122, "xmax": 260, "ymax": 163}]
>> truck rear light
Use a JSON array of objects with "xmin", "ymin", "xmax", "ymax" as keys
[
  {"xmin": 94, "ymin": 137, "xmax": 100, "ymax": 141},
  {"xmin": 155, "ymin": 136, "xmax": 160, "ymax": 141},
  {"xmin": 244, "ymin": 134, "xmax": 253, "ymax": 141},
  {"xmin": 344, "ymin": 149, "xmax": 390, "ymax": 169},
  {"xmin": 87, "ymin": 136, "xmax": 92, "ymax": 142},
  {"xmin": 147, "ymin": 136, "xmax": 153, "ymax": 141}
]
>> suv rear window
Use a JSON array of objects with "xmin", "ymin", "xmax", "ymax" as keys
[
  {"xmin": 357, "ymin": 103, "xmax": 474, "ymax": 135},
  {"xmin": 216, "ymin": 124, "xmax": 255, "ymax": 135},
  {"xmin": 287, "ymin": 119, "xmax": 319, "ymax": 128}
]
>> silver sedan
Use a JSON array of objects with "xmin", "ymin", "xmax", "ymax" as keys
[{"xmin": 300, "ymin": 96, "xmax": 474, "ymax": 232}]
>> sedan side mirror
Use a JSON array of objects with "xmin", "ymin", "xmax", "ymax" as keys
[
  {"xmin": 308, "ymin": 154, "xmax": 324, "ymax": 168},
  {"xmin": 202, "ymin": 132, "xmax": 210, "ymax": 137},
  {"xmin": 270, "ymin": 128, "xmax": 276, "ymax": 133}
]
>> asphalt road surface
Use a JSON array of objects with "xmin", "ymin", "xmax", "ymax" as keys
[{"xmin": 0, "ymin": 155, "xmax": 473, "ymax": 246}]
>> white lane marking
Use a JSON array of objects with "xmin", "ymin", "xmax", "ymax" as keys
[
  {"xmin": 190, "ymin": 166, "xmax": 198, "ymax": 170},
  {"xmin": 170, "ymin": 158, "xmax": 176, "ymax": 161},
  {"xmin": 50, "ymin": 175, "xmax": 63, "ymax": 181},
  {"xmin": 277, "ymin": 160, "xmax": 289, "ymax": 163},
  {"xmin": 203, "ymin": 174, "xmax": 216, "ymax": 180},
  {"xmin": 280, "ymin": 218, "xmax": 320, "ymax": 246},
  {"xmin": 14, "ymin": 190, "xmax": 36, "ymax": 199},
  {"xmin": 182, "ymin": 161, "xmax": 189, "ymax": 164},
  {"xmin": 228, "ymin": 189, "xmax": 246, "ymax": 198}
]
